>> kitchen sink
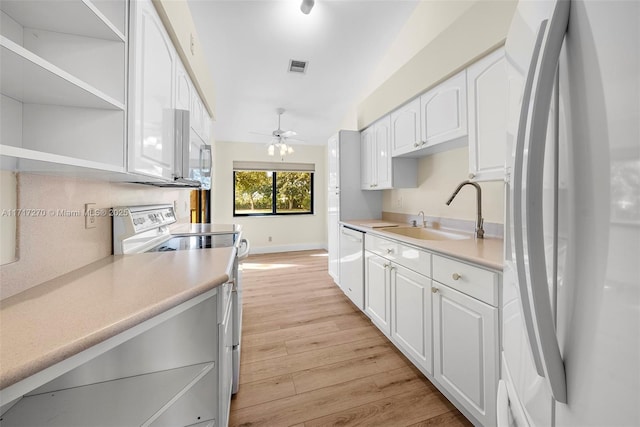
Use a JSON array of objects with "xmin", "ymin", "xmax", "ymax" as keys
[{"xmin": 382, "ymin": 227, "xmax": 470, "ymax": 241}]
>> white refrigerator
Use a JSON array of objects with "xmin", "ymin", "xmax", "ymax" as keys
[{"xmin": 501, "ymin": 0, "xmax": 639, "ymax": 426}]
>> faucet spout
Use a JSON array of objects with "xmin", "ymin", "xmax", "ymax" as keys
[
  {"xmin": 418, "ymin": 211, "xmax": 426, "ymax": 228},
  {"xmin": 446, "ymin": 180, "xmax": 484, "ymax": 239}
]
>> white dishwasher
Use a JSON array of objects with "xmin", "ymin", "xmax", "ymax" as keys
[{"xmin": 339, "ymin": 225, "xmax": 364, "ymax": 310}]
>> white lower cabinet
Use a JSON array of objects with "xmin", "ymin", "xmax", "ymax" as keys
[
  {"xmin": 364, "ymin": 251, "xmax": 391, "ymax": 336},
  {"xmin": 362, "ymin": 233, "xmax": 500, "ymax": 426},
  {"xmin": 391, "ymin": 264, "xmax": 433, "ymax": 375},
  {"xmin": 218, "ymin": 294, "xmax": 233, "ymax": 427},
  {"xmin": 432, "ymin": 282, "xmax": 499, "ymax": 426},
  {"xmin": 0, "ymin": 291, "xmax": 221, "ymax": 426}
]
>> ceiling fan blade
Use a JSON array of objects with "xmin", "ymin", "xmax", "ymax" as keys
[{"xmin": 281, "ymin": 130, "xmax": 297, "ymax": 138}]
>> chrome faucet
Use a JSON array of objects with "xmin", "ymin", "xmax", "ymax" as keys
[
  {"xmin": 446, "ymin": 180, "xmax": 484, "ymax": 239},
  {"xmin": 418, "ymin": 210, "xmax": 426, "ymax": 228}
]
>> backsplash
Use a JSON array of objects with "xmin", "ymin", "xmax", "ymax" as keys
[
  {"xmin": 382, "ymin": 147, "xmax": 505, "ymax": 225},
  {"xmin": 0, "ymin": 173, "xmax": 191, "ymax": 300},
  {"xmin": 382, "ymin": 211, "xmax": 503, "ymax": 238}
]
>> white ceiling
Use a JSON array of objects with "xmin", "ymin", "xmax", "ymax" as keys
[{"xmin": 188, "ymin": 0, "xmax": 419, "ymax": 146}]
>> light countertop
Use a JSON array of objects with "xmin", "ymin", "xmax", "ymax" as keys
[
  {"xmin": 342, "ymin": 219, "xmax": 503, "ymax": 271},
  {"xmin": 0, "ymin": 247, "xmax": 235, "ymax": 391}
]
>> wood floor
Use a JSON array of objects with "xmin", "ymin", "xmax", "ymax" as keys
[{"xmin": 230, "ymin": 250, "xmax": 472, "ymax": 427}]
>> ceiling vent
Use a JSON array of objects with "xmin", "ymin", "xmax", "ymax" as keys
[{"xmin": 288, "ymin": 59, "xmax": 308, "ymax": 74}]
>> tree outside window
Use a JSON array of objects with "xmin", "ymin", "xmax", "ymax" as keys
[{"xmin": 234, "ymin": 170, "xmax": 313, "ymax": 216}]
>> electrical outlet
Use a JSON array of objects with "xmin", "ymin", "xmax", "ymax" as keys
[
  {"xmin": 190, "ymin": 33, "xmax": 195, "ymax": 55},
  {"xmin": 85, "ymin": 203, "xmax": 96, "ymax": 229},
  {"xmin": 268, "ymin": 236, "xmax": 272, "ymax": 242},
  {"xmin": 396, "ymin": 197, "xmax": 403, "ymax": 208}
]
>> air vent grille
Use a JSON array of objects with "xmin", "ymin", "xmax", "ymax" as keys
[{"xmin": 289, "ymin": 59, "xmax": 308, "ymax": 73}]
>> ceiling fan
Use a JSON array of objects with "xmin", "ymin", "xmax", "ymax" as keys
[{"xmin": 251, "ymin": 108, "xmax": 304, "ymax": 159}]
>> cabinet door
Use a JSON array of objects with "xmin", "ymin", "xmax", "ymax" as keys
[
  {"xmin": 364, "ymin": 251, "xmax": 391, "ymax": 336},
  {"xmin": 175, "ymin": 60, "xmax": 191, "ymax": 111},
  {"xmin": 421, "ymin": 70, "xmax": 468, "ymax": 147},
  {"xmin": 191, "ymin": 88, "xmax": 204, "ymax": 139},
  {"xmin": 328, "ymin": 134, "xmax": 339, "ymax": 190},
  {"xmin": 467, "ymin": 48, "xmax": 507, "ymax": 181},
  {"xmin": 433, "ymin": 283, "xmax": 498, "ymax": 426},
  {"xmin": 374, "ymin": 116, "xmax": 392, "ymax": 189},
  {"xmin": 391, "ymin": 265, "xmax": 432, "ymax": 374},
  {"xmin": 390, "ymin": 98, "xmax": 422, "ymax": 156},
  {"xmin": 360, "ymin": 127, "xmax": 375, "ymax": 190},
  {"xmin": 129, "ymin": 0, "xmax": 176, "ymax": 180},
  {"xmin": 327, "ymin": 193, "xmax": 339, "ymax": 283},
  {"xmin": 218, "ymin": 301, "xmax": 233, "ymax": 427}
]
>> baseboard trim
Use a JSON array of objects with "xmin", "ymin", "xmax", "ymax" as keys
[{"xmin": 249, "ymin": 243, "xmax": 327, "ymax": 255}]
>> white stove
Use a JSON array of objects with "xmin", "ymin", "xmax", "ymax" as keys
[{"xmin": 112, "ymin": 205, "xmax": 248, "ymax": 396}]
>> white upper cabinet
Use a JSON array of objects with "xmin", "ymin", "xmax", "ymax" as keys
[
  {"xmin": 0, "ymin": 0, "xmax": 127, "ymax": 172},
  {"xmin": 175, "ymin": 60, "xmax": 191, "ymax": 112},
  {"xmin": 421, "ymin": 70, "xmax": 468, "ymax": 148},
  {"xmin": 361, "ymin": 116, "xmax": 417, "ymax": 190},
  {"xmin": 128, "ymin": 0, "xmax": 176, "ymax": 180},
  {"xmin": 374, "ymin": 116, "xmax": 392, "ymax": 189},
  {"xmin": 388, "ymin": 71, "xmax": 468, "ymax": 158},
  {"xmin": 360, "ymin": 126, "xmax": 375, "ymax": 190},
  {"xmin": 467, "ymin": 47, "xmax": 507, "ymax": 181},
  {"xmin": 390, "ymin": 98, "xmax": 421, "ymax": 156}
]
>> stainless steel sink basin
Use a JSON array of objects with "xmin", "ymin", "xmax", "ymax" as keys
[{"xmin": 382, "ymin": 227, "xmax": 470, "ymax": 241}]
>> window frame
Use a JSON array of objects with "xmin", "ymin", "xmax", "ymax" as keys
[{"xmin": 233, "ymin": 170, "xmax": 314, "ymax": 217}]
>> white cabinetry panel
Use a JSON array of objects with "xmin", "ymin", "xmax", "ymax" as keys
[
  {"xmin": 433, "ymin": 283, "xmax": 498, "ymax": 426},
  {"xmin": 364, "ymin": 251, "xmax": 391, "ymax": 336},
  {"xmin": 129, "ymin": 0, "xmax": 176, "ymax": 180},
  {"xmin": 468, "ymin": 47, "xmax": 507, "ymax": 181},
  {"xmin": 421, "ymin": 70, "xmax": 468, "ymax": 147},
  {"xmin": 391, "ymin": 98, "xmax": 422, "ymax": 156},
  {"xmin": 391, "ymin": 264, "xmax": 432, "ymax": 374}
]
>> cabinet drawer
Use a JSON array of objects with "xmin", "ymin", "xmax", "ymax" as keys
[
  {"xmin": 365, "ymin": 234, "xmax": 431, "ymax": 277},
  {"xmin": 432, "ymin": 255, "xmax": 497, "ymax": 306}
]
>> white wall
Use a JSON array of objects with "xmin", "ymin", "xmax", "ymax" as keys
[
  {"xmin": 0, "ymin": 174, "xmax": 191, "ymax": 299},
  {"xmin": 212, "ymin": 141, "xmax": 326, "ymax": 253}
]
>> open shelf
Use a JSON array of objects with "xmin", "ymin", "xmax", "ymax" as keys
[
  {"xmin": 1, "ymin": 363, "xmax": 215, "ymax": 427},
  {"xmin": 0, "ymin": 145, "xmax": 125, "ymax": 174},
  {"xmin": 0, "ymin": 0, "xmax": 125, "ymax": 42},
  {"xmin": 0, "ymin": 37, "xmax": 124, "ymax": 110}
]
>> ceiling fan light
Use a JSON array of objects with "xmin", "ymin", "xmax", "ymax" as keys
[
  {"xmin": 268, "ymin": 144, "xmax": 275, "ymax": 156},
  {"xmin": 288, "ymin": 146, "xmax": 294, "ymax": 154},
  {"xmin": 280, "ymin": 145, "xmax": 287, "ymax": 156},
  {"xmin": 300, "ymin": 0, "xmax": 314, "ymax": 15}
]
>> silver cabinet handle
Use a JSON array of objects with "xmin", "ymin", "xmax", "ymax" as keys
[
  {"xmin": 386, "ymin": 248, "xmax": 394, "ymax": 254},
  {"xmin": 468, "ymin": 172, "xmax": 476, "ymax": 179},
  {"xmin": 452, "ymin": 273, "xmax": 462, "ymax": 281},
  {"xmin": 383, "ymin": 263, "xmax": 390, "ymax": 269},
  {"xmin": 431, "ymin": 287, "xmax": 439, "ymax": 294},
  {"xmin": 414, "ymin": 142, "xmax": 419, "ymax": 148}
]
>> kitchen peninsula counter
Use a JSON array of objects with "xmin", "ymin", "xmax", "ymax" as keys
[
  {"xmin": 341, "ymin": 219, "xmax": 503, "ymax": 271},
  {"xmin": 0, "ymin": 247, "xmax": 235, "ymax": 395}
]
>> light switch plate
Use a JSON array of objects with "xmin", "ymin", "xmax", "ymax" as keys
[{"xmin": 85, "ymin": 203, "xmax": 96, "ymax": 229}]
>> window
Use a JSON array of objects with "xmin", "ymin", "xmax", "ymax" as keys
[{"xmin": 233, "ymin": 162, "xmax": 314, "ymax": 216}]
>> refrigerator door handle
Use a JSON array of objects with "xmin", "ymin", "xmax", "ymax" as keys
[
  {"xmin": 512, "ymin": 20, "xmax": 548, "ymax": 376},
  {"xmin": 521, "ymin": 0, "xmax": 570, "ymax": 403}
]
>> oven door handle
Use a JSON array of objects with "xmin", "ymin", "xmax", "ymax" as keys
[{"xmin": 238, "ymin": 238, "xmax": 250, "ymax": 260}]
